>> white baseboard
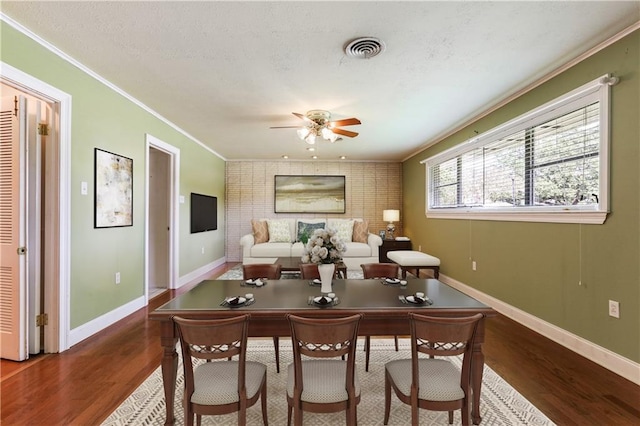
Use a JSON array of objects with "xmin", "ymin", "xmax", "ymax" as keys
[
  {"xmin": 66, "ymin": 257, "xmax": 227, "ymax": 350},
  {"xmin": 440, "ymin": 274, "xmax": 640, "ymax": 386},
  {"xmin": 177, "ymin": 257, "xmax": 226, "ymax": 288},
  {"xmin": 68, "ymin": 295, "xmax": 146, "ymax": 348}
]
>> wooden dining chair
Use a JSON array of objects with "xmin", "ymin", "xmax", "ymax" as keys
[
  {"xmin": 299, "ymin": 263, "xmax": 320, "ymax": 279},
  {"xmin": 242, "ymin": 263, "xmax": 283, "ymax": 372},
  {"xmin": 360, "ymin": 263, "xmax": 400, "ymax": 281},
  {"xmin": 286, "ymin": 314, "xmax": 363, "ymax": 426},
  {"xmin": 173, "ymin": 314, "xmax": 268, "ymax": 426},
  {"xmin": 242, "ymin": 263, "xmax": 282, "ymax": 281},
  {"xmin": 383, "ymin": 313, "xmax": 483, "ymax": 426},
  {"xmin": 360, "ymin": 263, "xmax": 401, "ymax": 371}
]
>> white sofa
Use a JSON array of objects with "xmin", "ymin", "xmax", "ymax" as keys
[{"xmin": 240, "ymin": 218, "xmax": 382, "ymax": 271}]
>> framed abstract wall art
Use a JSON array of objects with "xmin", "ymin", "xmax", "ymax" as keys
[
  {"xmin": 274, "ymin": 175, "xmax": 345, "ymax": 214},
  {"xmin": 94, "ymin": 148, "xmax": 133, "ymax": 228}
]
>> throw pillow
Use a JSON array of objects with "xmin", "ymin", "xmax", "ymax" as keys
[
  {"xmin": 352, "ymin": 220, "xmax": 369, "ymax": 243},
  {"xmin": 267, "ymin": 219, "xmax": 292, "ymax": 242},
  {"xmin": 251, "ymin": 219, "xmax": 269, "ymax": 244},
  {"xmin": 331, "ymin": 219, "xmax": 354, "ymax": 242},
  {"xmin": 297, "ymin": 221, "xmax": 326, "ymax": 243}
]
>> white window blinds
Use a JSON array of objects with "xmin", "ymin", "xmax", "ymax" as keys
[{"xmin": 423, "ymin": 75, "xmax": 613, "ymax": 224}]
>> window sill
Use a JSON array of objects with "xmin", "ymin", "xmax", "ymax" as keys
[{"xmin": 425, "ymin": 209, "xmax": 607, "ymax": 224}]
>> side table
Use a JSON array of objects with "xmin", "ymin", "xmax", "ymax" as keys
[{"xmin": 379, "ymin": 239, "xmax": 412, "ymax": 263}]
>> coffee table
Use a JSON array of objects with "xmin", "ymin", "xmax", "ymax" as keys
[{"xmin": 275, "ymin": 257, "xmax": 347, "ymax": 278}]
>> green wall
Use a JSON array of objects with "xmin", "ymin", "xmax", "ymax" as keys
[
  {"xmin": 403, "ymin": 31, "xmax": 639, "ymax": 362},
  {"xmin": 1, "ymin": 23, "xmax": 226, "ymax": 329}
]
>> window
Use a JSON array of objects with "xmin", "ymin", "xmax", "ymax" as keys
[{"xmin": 423, "ymin": 75, "xmax": 614, "ymax": 224}]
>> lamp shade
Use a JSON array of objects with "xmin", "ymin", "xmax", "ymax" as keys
[{"xmin": 383, "ymin": 209, "xmax": 400, "ymax": 222}]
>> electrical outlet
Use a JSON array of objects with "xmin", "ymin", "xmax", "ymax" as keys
[
  {"xmin": 472, "ymin": 261, "xmax": 477, "ymax": 271},
  {"xmin": 418, "ymin": 245, "xmax": 422, "ymax": 251},
  {"xmin": 115, "ymin": 272, "xmax": 121, "ymax": 284},
  {"xmin": 608, "ymin": 300, "xmax": 619, "ymax": 318},
  {"xmin": 201, "ymin": 247, "xmax": 205, "ymax": 254}
]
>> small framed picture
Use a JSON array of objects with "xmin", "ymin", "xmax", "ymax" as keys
[{"xmin": 379, "ymin": 230, "xmax": 386, "ymax": 239}]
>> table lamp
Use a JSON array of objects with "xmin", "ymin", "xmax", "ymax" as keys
[{"xmin": 383, "ymin": 209, "xmax": 400, "ymax": 239}]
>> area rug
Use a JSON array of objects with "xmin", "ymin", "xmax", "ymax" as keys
[{"xmin": 103, "ymin": 337, "xmax": 555, "ymax": 426}]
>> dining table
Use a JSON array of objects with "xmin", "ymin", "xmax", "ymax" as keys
[{"xmin": 150, "ymin": 277, "xmax": 495, "ymax": 425}]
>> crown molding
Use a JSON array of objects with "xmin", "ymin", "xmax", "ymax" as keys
[
  {"xmin": 0, "ymin": 13, "xmax": 227, "ymax": 161},
  {"xmin": 403, "ymin": 22, "xmax": 640, "ymax": 163}
]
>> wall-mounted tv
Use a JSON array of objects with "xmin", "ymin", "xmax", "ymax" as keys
[{"xmin": 190, "ymin": 193, "xmax": 217, "ymax": 233}]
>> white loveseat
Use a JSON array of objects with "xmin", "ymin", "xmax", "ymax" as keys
[{"xmin": 240, "ymin": 218, "xmax": 382, "ymax": 271}]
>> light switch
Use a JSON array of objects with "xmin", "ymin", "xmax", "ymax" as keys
[
  {"xmin": 179, "ymin": 195, "xmax": 185, "ymax": 204},
  {"xmin": 81, "ymin": 181, "xmax": 88, "ymax": 195}
]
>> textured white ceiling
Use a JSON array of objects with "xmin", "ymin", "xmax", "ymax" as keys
[{"xmin": 2, "ymin": 1, "xmax": 638, "ymax": 161}]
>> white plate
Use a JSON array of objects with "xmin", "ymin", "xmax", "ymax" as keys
[
  {"xmin": 405, "ymin": 295, "xmax": 427, "ymax": 304},
  {"xmin": 385, "ymin": 278, "xmax": 400, "ymax": 284},
  {"xmin": 226, "ymin": 296, "xmax": 247, "ymax": 306},
  {"xmin": 313, "ymin": 296, "xmax": 333, "ymax": 306}
]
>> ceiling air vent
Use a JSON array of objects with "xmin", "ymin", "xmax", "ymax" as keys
[{"xmin": 344, "ymin": 37, "xmax": 386, "ymax": 59}]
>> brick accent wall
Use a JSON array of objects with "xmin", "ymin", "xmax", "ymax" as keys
[{"xmin": 226, "ymin": 161, "xmax": 403, "ymax": 262}]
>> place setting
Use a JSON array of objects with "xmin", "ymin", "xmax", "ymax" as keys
[
  {"xmin": 242, "ymin": 278, "xmax": 267, "ymax": 287},
  {"xmin": 379, "ymin": 277, "xmax": 408, "ymax": 286},
  {"xmin": 308, "ymin": 278, "xmax": 322, "ymax": 287},
  {"xmin": 398, "ymin": 291, "xmax": 432, "ymax": 306},
  {"xmin": 307, "ymin": 292, "xmax": 340, "ymax": 307},
  {"xmin": 220, "ymin": 293, "xmax": 256, "ymax": 308}
]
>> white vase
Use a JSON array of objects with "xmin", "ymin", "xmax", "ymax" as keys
[{"xmin": 318, "ymin": 263, "xmax": 335, "ymax": 294}]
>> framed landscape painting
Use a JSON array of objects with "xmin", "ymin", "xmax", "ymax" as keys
[
  {"xmin": 94, "ymin": 148, "xmax": 133, "ymax": 228},
  {"xmin": 274, "ymin": 175, "xmax": 345, "ymax": 213}
]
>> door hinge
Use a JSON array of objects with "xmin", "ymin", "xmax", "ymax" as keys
[
  {"xmin": 36, "ymin": 313, "xmax": 48, "ymax": 327},
  {"xmin": 38, "ymin": 123, "xmax": 49, "ymax": 136},
  {"xmin": 17, "ymin": 246, "xmax": 27, "ymax": 255}
]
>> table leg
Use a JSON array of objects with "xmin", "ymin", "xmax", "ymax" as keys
[
  {"xmin": 160, "ymin": 321, "xmax": 179, "ymax": 426},
  {"xmin": 471, "ymin": 341, "xmax": 484, "ymax": 424}
]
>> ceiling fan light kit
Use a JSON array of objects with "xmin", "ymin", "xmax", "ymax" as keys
[{"xmin": 271, "ymin": 109, "xmax": 361, "ymax": 146}]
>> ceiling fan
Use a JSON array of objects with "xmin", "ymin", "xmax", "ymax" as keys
[{"xmin": 270, "ymin": 110, "xmax": 361, "ymax": 144}]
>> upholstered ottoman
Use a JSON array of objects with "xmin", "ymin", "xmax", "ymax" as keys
[{"xmin": 386, "ymin": 251, "xmax": 440, "ymax": 279}]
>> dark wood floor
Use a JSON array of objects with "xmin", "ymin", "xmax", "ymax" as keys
[{"xmin": 2, "ymin": 263, "xmax": 639, "ymax": 425}]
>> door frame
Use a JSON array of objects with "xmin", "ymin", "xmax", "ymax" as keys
[
  {"xmin": 1, "ymin": 61, "xmax": 72, "ymax": 352},
  {"xmin": 145, "ymin": 134, "xmax": 180, "ymax": 299}
]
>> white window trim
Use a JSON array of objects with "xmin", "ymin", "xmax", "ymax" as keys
[{"xmin": 421, "ymin": 74, "xmax": 614, "ymax": 225}]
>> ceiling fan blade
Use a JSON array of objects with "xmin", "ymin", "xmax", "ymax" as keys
[
  {"xmin": 292, "ymin": 112, "xmax": 314, "ymax": 124},
  {"xmin": 331, "ymin": 128, "xmax": 359, "ymax": 138},
  {"xmin": 330, "ymin": 117, "xmax": 361, "ymax": 127}
]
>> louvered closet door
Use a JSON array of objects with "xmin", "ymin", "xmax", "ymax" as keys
[{"xmin": 0, "ymin": 95, "xmax": 26, "ymax": 361}]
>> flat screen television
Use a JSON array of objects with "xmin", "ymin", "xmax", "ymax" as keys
[{"xmin": 190, "ymin": 193, "xmax": 217, "ymax": 233}]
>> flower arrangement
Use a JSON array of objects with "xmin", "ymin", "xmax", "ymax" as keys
[{"xmin": 301, "ymin": 228, "xmax": 347, "ymax": 264}]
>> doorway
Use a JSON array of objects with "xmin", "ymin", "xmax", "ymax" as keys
[
  {"xmin": 145, "ymin": 134, "xmax": 179, "ymax": 300},
  {"xmin": 1, "ymin": 62, "xmax": 71, "ymax": 359}
]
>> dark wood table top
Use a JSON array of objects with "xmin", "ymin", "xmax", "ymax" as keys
[{"xmin": 151, "ymin": 278, "xmax": 492, "ymax": 319}]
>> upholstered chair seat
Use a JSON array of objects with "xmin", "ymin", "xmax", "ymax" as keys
[
  {"xmin": 191, "ymin": 361, "xmax": 267, "ymax": 405},
  {"xmin": 286, "ymin": 360, "xmax": 361, "ymax": 404},
  {"xmin": 384, "ymin": 358, "xmax": 464, "ymax": 402}
]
